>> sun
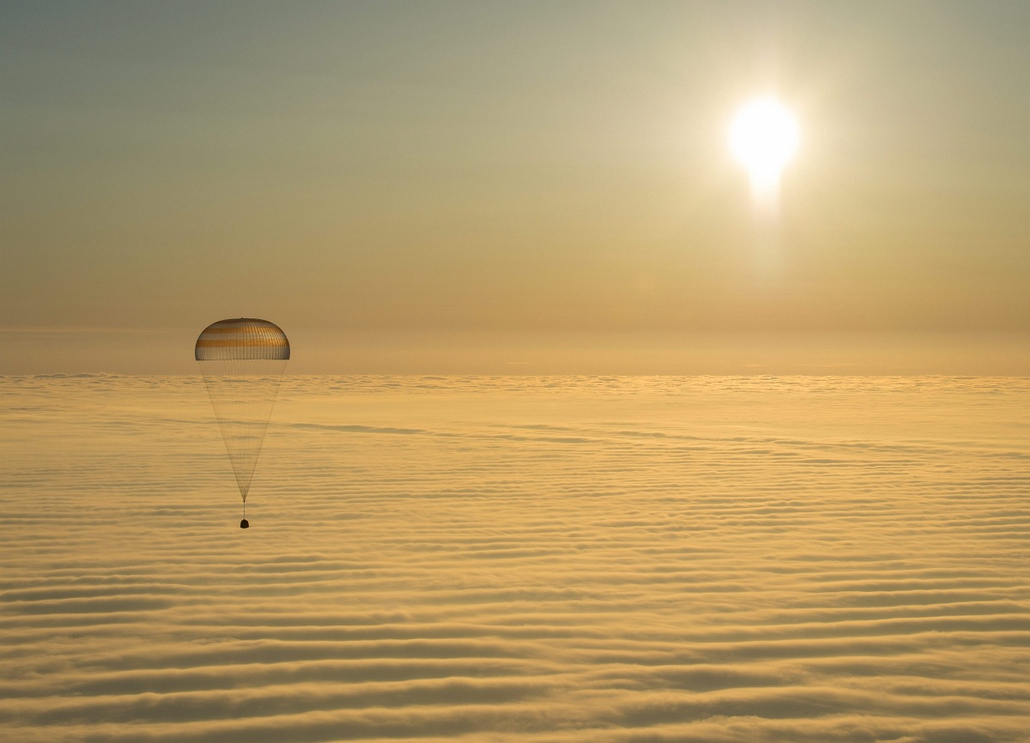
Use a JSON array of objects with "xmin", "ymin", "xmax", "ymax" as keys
[{"xmin": 729, "ymin": 97, "xmax": 799, "ymax": 191}]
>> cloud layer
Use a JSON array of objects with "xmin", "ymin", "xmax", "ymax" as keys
[{"xmin": 2, "ymin": 375, "xmax": 1029, "ymax": 742}]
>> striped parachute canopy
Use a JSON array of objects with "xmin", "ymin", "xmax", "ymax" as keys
[{"xmin": 195, "ymin": 319, "xmax": 289, "ymax": 519}]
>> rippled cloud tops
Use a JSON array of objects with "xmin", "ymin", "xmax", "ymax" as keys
[{"xmin": 2, "ymin": 375, "xmax": 1029, "ymax": 742}]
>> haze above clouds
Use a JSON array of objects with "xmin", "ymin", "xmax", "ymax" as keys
[{"xmin": 3, "ymin": 1, "xmax": 1030, "ymax": 371}]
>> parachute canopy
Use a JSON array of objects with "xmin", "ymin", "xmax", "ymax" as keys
[
  {"xmin": 195, "ymin": 318, "xmax": 290, "ymax": 361},
  {"xmin": 196, "ymin": 319, "xmax": 290, "ymax": 513}
]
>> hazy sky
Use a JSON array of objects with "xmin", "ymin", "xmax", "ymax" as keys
[{"xmin": 2, "ymin": 1, "xmax": 1028, "ymax": 370}]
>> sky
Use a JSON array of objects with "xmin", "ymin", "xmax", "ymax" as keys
[{"xmin": 2, "ymin": 1, "xmax": 1029, "ymax": 373}]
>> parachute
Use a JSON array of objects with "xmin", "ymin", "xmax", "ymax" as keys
[{"xmin": 195, "ymin": 318, "xmax": 290, "ymax": 528}]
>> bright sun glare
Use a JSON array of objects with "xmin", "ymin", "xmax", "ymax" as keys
[{"xmin": 729, "ymin": 97, "xmax": 799, "ymax": 191}]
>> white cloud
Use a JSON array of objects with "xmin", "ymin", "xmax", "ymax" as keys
[{"xmin": 2, "ymin": 375, "xmax": 1029, "ymax": 742}]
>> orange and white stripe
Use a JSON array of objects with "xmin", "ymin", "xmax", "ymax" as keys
[{"xmin": 195, "ymin": 318, "xmax": 290, "ymax": 361}]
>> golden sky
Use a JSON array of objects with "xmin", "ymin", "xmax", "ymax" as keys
[{"xmin": 2, "ymin": 1, "xmax": 1028, "ymax": 371}]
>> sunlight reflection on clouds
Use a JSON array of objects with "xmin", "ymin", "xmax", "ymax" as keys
[{"xmin": 1, "ymin": 375, "xmax": 1029, "ymax": 742}]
